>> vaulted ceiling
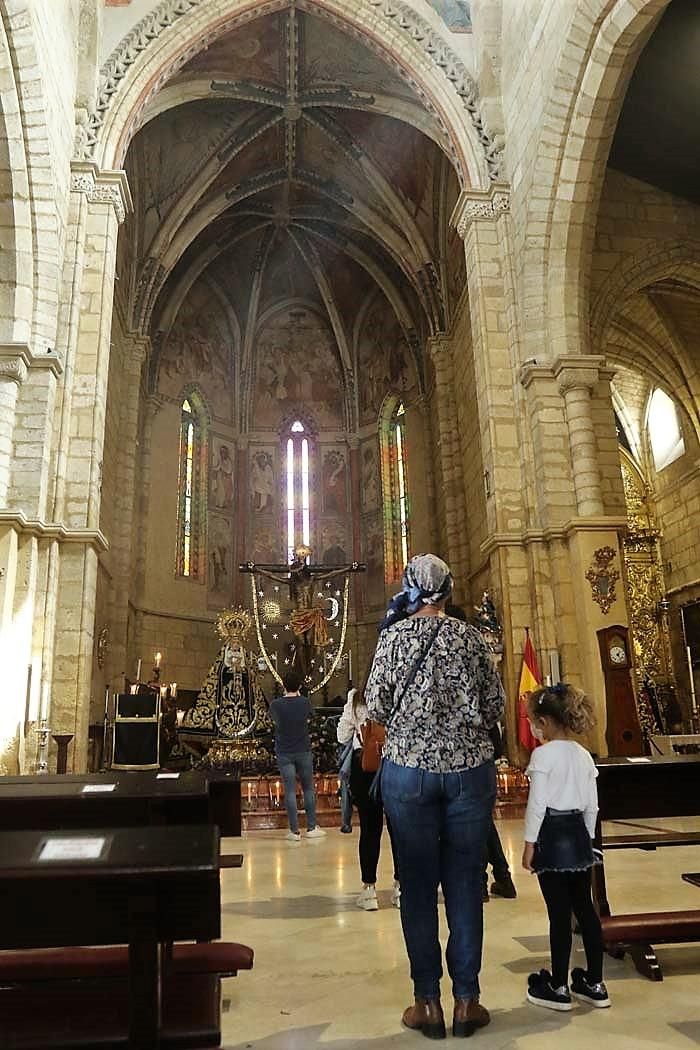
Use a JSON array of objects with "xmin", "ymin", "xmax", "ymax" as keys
[{"xmin": 118, "ymin": 6, "xmax": 464, "ymax": 374}]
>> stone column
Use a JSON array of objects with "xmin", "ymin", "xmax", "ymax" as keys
[
  {"xmin": 555, "ymin": 356, "xmax": 606, "ymax": 517},
  {"xmin": 427, "ymin": 334, "xmax": 468, "ymax": 589},
  {"xmin": 0, "ymin": 350, "xmax": 27, "ymax": 505},
  {"xmin": 48, "ymin": 163, "xmax": 131, "ymax": 771}
]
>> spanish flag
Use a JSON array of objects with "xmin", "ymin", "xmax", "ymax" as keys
[{"xmin": 518, "ymin": 628, "xmax": 542, "ymax": 752}]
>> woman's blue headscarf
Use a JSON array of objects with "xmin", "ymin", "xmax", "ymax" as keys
[{"xmin": 379, "ymin": 553, "xmax": 453, "ymax": 632}]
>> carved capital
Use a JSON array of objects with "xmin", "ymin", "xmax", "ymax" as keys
[
  {"xmin": 427, "ymin": 334, "xmax": 453, "ymax": 363},
  {"xmin": 451, "ymin": 185, "xmax": 510, "ymax": 239},
  {"xmin": 553, "ymin": 355, "xmax": 606, "ymax": 397},
  {"xmin": 0, "ymin": 354, "xmax": 28, "ymax": 386},
  {"xmin": 70, "ymin": 161, "xmax": 133, "ymax": 223}
]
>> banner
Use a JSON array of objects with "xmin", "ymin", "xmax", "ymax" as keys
[{"xmin": 517, "ymin": 629, "xmax": 542, "ymax": 752}]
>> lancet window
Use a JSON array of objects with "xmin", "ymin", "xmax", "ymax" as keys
[{"xmin": 285, "ymin": 420, "xmax": 312, "ymax": 563}]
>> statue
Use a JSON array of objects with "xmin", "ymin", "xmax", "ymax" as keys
[
  {"xmin": 181, "ymin": 607, "xmax": 271, "ymax": 738},
  {"xmin": 474, "ymin": 590, "xmax": 504, "ymax": 655},
  {"xmin": 243, "ymin": 545, "xmax": 362, "ymax": 681}
]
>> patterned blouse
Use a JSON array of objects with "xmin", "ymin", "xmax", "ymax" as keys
[{"xmin": 365, "ymin": 615, "xmax": 505, "ymax": 773}]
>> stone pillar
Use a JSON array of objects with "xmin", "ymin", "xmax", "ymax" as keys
[
  {"xmin": 48, "ymin": 162, "xmax": 131, "ymax": 771},
  {"xmin": 554, "ymin": 356, "xmax": 606, "ymax": 517},
  {"xmin": 0, "ymin": 352, "xmax": 27, "ymax": 505},
  {"xmin": 427, "ymin": 334, "xmax": 468, "ymax": 589}
]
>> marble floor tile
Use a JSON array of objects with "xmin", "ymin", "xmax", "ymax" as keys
[{"xmin": 219, "ymin": 817, "xmax": 700, "ymax": 1049}]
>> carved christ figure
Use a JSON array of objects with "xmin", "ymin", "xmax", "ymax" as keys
[{"xmin": 246, "ymin": 545, "xmax": 359, "ymax": 680}]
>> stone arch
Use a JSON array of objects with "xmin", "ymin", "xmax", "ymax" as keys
[
  {"xmin": 0, "ymin": 6, "xmax": 34, "ymax": 345},
  {"xmin": 91, "ymin": 0, "xmax": 494, "ymax": 193},
  {"xmin": 591, "ymin": 242, "xmax": 700, "ymax": 350},
  {"xmin": 522, "ymin": 0, "xmax": 669, "ymax": 364}
]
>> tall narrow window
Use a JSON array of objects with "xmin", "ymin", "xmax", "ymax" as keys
[
  {"xmin": 177, "ymin": 395, "xmax": 204, "ymax": 578},
  {"xmin": 648, "ymin": 387, "xmax": 685, "ymax": 472},
  {"xmin": 380, "ymin": 399, "xmax": 411, "ymax": 582},
  {"xmin": 285, "ymin": 420, "xmax": 314, "ymax": 562}
]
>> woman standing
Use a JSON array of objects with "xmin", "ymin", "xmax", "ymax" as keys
[
  {"xmin": 366, "ymin": 554, "xmax": 505, "ymax": 1040},
  {"xmin": 337, "ymin": 687, "xmax": 399, "ymax": 910}
]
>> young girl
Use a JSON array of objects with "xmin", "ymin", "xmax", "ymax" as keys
[{"xmin": 522, "ymin": 683, "xmax": 611, "ymax": 1011}]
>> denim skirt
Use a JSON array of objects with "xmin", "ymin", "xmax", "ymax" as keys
[{"xmin": 532, "ymin": 808, "xmax": 596, "ymax": 874}]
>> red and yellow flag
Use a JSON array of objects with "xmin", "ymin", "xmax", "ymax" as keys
[{"xmin": 518, "ymin": 629, "xmax": 542, "ymax": 752}]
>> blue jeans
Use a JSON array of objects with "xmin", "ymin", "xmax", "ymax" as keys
[
  {"xmin": 381, "ymin": 759, "xmax": 496, "ymax": 1000},
  {"xmin": 278, "ymin": 751, "xmax": 317, "ymax": 833}
]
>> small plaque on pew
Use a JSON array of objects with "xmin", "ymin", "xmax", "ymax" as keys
[
  {"xmin": 156, "ymin": 773, "xmax": 180, "ymax": 780},
  {"xmin": 626, "ymin": 757, "xmax": 651, "ymax": 764},
  {"xmin": 81, "ymin": 783, "xmax": 117, "ymax": 793},
  {"xmin": 38, "ymin": 837, "xmax": 109, "ymax": 862}
]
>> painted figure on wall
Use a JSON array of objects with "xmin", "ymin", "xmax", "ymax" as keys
[
  {"xmin": 322, "ymin": 450, "xmax": 347, "ymax": 515},
  {"xmin": 426, "ymin": 0, "xmax": 472, "ymax": 32},
  {"xmin": 357, "ymin": 294, "xmax": 417, "ymax": 424},
  {"xmin": 211, "ymin": 439, "xmax": 234, "ymax": 510},
  {"xmin": 209, "ymin": 514, "xmax": 232, "ymax": 595},
  {"xmin": 363, "ymin": 514, "xmax": 385, "ymax": 607},
  {"xmin": 361, "ymin": 441, "xmax": 380, "ymax": 511},
  {"xmin": 321, "ymin": 523, "xmax": 349, "ymax": 565},
  {"xmin": 253, "ymin": 308, "xmax": 344, "ymax": 428},
  {"xmin": 250, "ymin": 450, "xmax": 275, "ymax": 512}
]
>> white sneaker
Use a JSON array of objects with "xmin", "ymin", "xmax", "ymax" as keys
[
  {"xmin": 357, "ymin": 885, "xmax": 379, "ymax": 911},
  {"xmin": 392, "ymin": 880, "xmax": 401, "ymax": 908},
  {"xmin": 286, "ymin": 831, "xmax": 301, "ymax": 842},
  {"xmin": 306, "ymin": 827, "xmax": 326, "ymax": 839}
]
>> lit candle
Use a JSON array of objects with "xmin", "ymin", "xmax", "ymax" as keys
[
  {"xmin": 136, "ymin": 659, "xmax": 142, "ymax": 682},
  {"xmin": 247, "ymin": 782, "xmax": 252, "ymax": 804},
  {"xmin": 160, "ymin": 685, "xmax": 167, "ymax": 700},
  {"xmin": 348, "ymin": 649, "xmax": 353, "ymax": 682},
  {"xmin": 171, "ymin": 682, "xmax": 177, "ymax": 698},
  {"xmin": 275, "ymin": 780, "xmax": 281, "ymax": 804},
  {"xmin": 155, "ymin": 651, "xmax": 162, "ymax": 670}
]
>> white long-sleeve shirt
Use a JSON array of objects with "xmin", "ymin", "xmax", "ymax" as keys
[
  {"xmin": 524, "ymin": 739, "xmax": 599, "ymax": 843},
  {"xmin": 337, "ymin": 695, "xmax": 369, "ymax": 750}
]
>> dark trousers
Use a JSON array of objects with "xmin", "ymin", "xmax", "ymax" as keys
[
  {"xmin": 483, "ymin": 818, "xmax": 510, "ymax": 886},
  {"xmin": 350, "ymin": 751, "xmax": 397, "ymax": 885},
  {"xmin": 381, "ymin": 759, "xmax": 496, "ymax": 1000},
  {"xmin": 537, "ymin": 869, "xmax": 604, "ymax": 987}
]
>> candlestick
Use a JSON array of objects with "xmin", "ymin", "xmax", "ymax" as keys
[{"xmin": 136, "ymin": 658, "xmax": 142, "ymax": 682}]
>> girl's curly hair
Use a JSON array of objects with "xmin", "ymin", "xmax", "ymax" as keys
[{"xmin": 527, "ymin": 682, "xmax": 596, "ymax": 735}]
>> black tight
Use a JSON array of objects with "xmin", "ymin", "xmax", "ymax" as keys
[{"xmin": 537, "ymin": 869, "xmax": 604, "ymax": 987}]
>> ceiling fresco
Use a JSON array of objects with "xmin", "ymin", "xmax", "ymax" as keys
[{"xmin": 121, "ymin": 7, "xmax": 467, "ymax": 426}]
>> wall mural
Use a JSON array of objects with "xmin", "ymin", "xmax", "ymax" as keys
[
  {"xmin": 426, "ymin": 0, "xmax": 472, "ymax": 32},
  {"xmin": 321, "ymin": 521, "xmax": 350, "ymax": 566},
  {"xmin": 321, "ymin": 449, "xmax": 348, "ymax": 516},
  {"xmin": 210, "ymin": 437, "xmax": 234, "ymax": 511},
  {"xmin": 357, "ymin": 294, "xmax": 417, "ymax": 426},
  {"xmin": 158, "ymin": 282, "xmax": 232, "ymax": 420},
  {"xmin": 362, "ymin": 512, "xmax": 386, "ymax": 609},
  {"xmin": 361, "ymin": 439, "xmax": 380, "ymax": 512},
  {"xmin": 208, "ymin": 512, "xmax": 232, "ymax": 600},
  {"xmin": 250, "ymin": 449, "xmax": 276, "ymax": 513},
  {"xmin": 253, "ymin": 307, "xmax": 344, "ymax": 429}
]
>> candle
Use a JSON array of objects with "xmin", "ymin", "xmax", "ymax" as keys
[
  {"xmin": 171, "ymin": 682, "xmax": 177, "ymax": 698},
  {"xmin": 247, "ymin": 782, "xmax": 252, "ymax": 804},
  {"xmin": 348, "ymin": 649, "xmax": 353, "ymax": 683},
  {"xmin": 155, "ymin": 651, "xmax": 162, "ymax": 670},
  {"xmin": 275, "ymin": 779, "xmax": 281, "ymax": 804},
  {"xmin": 160, "ymin": 685, "xmax": 167, "ymax": 700},
  {"xmin": 545, "ymin": 675, "xmax": 552, "ymax": 687},
  {"xmin": 136, "ymin": 659, "xmax": 142, "ymax": 681},
  {"xmin": 687, "ymin": 645, "xmax": 698, "ymax": 715}
]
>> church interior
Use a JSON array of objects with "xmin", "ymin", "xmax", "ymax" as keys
[{"xmin": 0, "ymin": 0, "xmax": 699, "ymax": 1047}]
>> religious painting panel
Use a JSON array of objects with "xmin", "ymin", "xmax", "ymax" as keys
[
  {"xmin": 253, "ymin": 307, "xmax": 344, "ymax": 429},
  {"xmin": 357, "ymin": 293, "xmax": 417, "ymax": 425},
  {"xmin": 362, "ymin": 512, "xmax": 386, "ymax": 609},
  {"xmin": 210, "ymin": 435, "xmax": 235, "ymax": 511},
  {"xmin": 320, "ymin": 520, "xmax": 350, "ymax": 566},
  {"xmin": 361, "ymin": 438, "xmax": 381, "ymax": 512},
  {"xmin": 249, "ymin": 447, "xmax": 277, "ymax": 514},
  {"xmin": 158, "ymin": 280, "xmax": 233, "ymax": 421},
  {"xmin": 321, "ymin": 448, "xmax": 348, "ymax": 516},
  {"xmin": 207, "ymin": 513, "xmax": 233, "ymax": 605},
  {"xmin": 251, "ymin": 524, "xmax": 282, "ymax": 566}
]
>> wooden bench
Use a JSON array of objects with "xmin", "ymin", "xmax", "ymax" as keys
[
  {"xmin": 594, "ymin": 756, "xmax": 700, "ymax": 981},
  {"xmin": 0, "ymin": 941, "xmax": 253, "ymax": 1049}
]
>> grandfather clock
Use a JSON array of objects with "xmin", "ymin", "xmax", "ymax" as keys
[{"xmin": 597, "ymin": 625, "xmax": 643, "ymax": 756}]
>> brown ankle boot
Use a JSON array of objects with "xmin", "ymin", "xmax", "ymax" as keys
[
  {"xmin": 452, "ymin": 998, "xmax": 490, "ymax": 1038},
  {"xmin": 402, "ymin": 998, "xmax": 446, "ymax": 1040}
]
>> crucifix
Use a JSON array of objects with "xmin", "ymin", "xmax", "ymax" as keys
[{"xmin": 239, "ymin": 545, "xmax": 365, "ymax": 681}]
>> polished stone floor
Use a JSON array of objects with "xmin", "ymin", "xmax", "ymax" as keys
[{"xmin": 219, "ymin": 817, "xmax": 700, "ymax": 1049}]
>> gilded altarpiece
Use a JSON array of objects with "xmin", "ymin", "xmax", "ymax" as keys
[{"xmin": 620, "ymin": 452, "xmax": 674, "ymax": 694}]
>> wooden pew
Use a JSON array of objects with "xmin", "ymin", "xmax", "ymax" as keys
[
  {"xmin": 594, "ymin": 755, "xmax": 700, "ymax": 980},
  {"xmin": 0, "ymin": 825, "xmax": 225, "ymax": 1048},
  {"xmin": 0, "ymin": 769, "xmax": 242, "ymax": 838}
]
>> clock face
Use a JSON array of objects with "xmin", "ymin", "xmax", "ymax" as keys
[{"xmin": 609, "ymin": 643, "xmax": 627, "ymax": 666}]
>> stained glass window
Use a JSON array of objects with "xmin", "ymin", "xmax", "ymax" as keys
[
  {"xmin": 177, "ymin": 395, "xmax": 203, "ymax": 578},
  {"xmin": 285, "ymin": 421, "xmax": 312, "ymax": 562},
  {"xmin": 380, "ymin": 399, "xmax": 411, "ymax": 582}
]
